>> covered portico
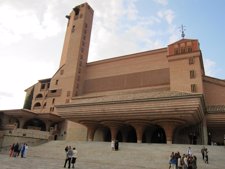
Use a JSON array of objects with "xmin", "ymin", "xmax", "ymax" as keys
[
  {"xmin": 206, "ymin": 106, "xmax": 225, "ymax": 145},
  {"xmin": 0, "ymin": 109, "xmax": 63, "ymax": 137},
  {"xmin": 57, "ymin": 90, "xmax": 207, "ymax": 144}
]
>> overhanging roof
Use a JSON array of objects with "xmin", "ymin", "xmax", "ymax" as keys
[
  {"xmin": 0, "ymin": 109, "xmax": 63, "ymax": 122},
  {"xmin": 56, "ymin": 90, "xmax": 205, "ymax": 126}
]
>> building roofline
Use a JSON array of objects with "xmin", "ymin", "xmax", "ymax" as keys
[
  {"xmin": 87, "ymin": 47, "xmax": 167, "ymax": 66},
  {"xmin": 168, "ymin": 38, "xmax": 198, "ymax": 46},
  {"xmin": 203, "ymin": 75, "xmax": 225, "ymax": 87}
]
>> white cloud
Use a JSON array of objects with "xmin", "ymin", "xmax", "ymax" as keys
[
  {"xmin": 204, "ymin": 58, "xmax": 217, "ymax": 76},
  {"xmin": 0, "ymin": 2, "xmax": 62, "ymax": 46},
  {"xmin": 157, "ymin": 9, "xmax": 175, "ymax": 25},
  {"xmin": 153, "ymin": 0, "xmax": 168, "ymax": 6},
  {"xmin": 88, "ymin": 0, "xmax": 177, "ymax": 62},
  {"xmin": 0, "ymin": 0, "xmax": 180, "ymax": 109},
  {"xmin": 125, "ymin": 0, "xmax": 139, "ymax": 20},
  {"xmin": 168, "ymin": 25, "xmax": 180, "ymax": 43}
]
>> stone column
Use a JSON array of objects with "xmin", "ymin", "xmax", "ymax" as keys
[
  {"xmin": 87, "ymin": 126, "xmax": 97, "ymax": 141},
  {"xmin": 18, "ymin": 118, "xmax": 26, "ymax": 129},
  {"xmin": 110, "ymin": 126, "xmax": 119, "ymax": 141},
  {"xmin": 81, "ymin": 121, "xmax": 98, "ymax": 141},
  {"xmin": 101, "ymin": 121, "xmax": 123, "ymax": 141},
  {"xmin": 202, "ymin": 117, "xmax": 208, "ymax": 145},
  {"xmin": 158, "ymin": 122, "xmax": 176, "ymax": 144},
  {"xmin": 44, "ymin": 120, "xmax": 51, "ymax": 131},
  {"xmin": 128, "ymin": 121, "xmax": 148, "ymax": 143},
  {"xmin": 135, "ymin": 125, "xmax": 146, "ymax": 143}
]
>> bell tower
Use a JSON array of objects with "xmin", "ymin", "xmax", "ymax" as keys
[
  {"xmin": 167, "ymin": 38, "xmax": 205, "ymax": 93},
  {"xmin": 59, "ymin": 3, "xmax": 94, "ymax": 97}
]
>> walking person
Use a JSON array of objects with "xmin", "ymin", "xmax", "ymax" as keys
[
  {"xmin": 183, "ymin": 154, "xmax": 188, "ymax": 169},
  {"xmin": 170, "ymin": 155, "xmax": 177, "ymax": 169},
  {"xmin": 17, "ymin": 143, "xmax": 22, "ymax": 157},
  {"xmin": 71, "ymin": 147, "xmax": 78, "ymax": 168},
  {"xmin": 201, "ymin": 146, "xmax": 205, "ymax": 160},
  {"xmin": 23, "ymin": 144, "xmax": 28, "ymax": 158},
  {"xmin": 204, "ymin": 148, "xmax": 209, "ymax": 164},
  {"xmin": 64, "ymin": 146, "xmax": 73, "ymax": 168},
  {"xmin": 169, "ymin": 152, "xmax": 174, "ymax": 169},
  {"xmin": 13, "ymin": 143, "xmax": 19, "ymax": 157},
  {"xmin": 187, "ymin": 147, "xmax": 192, "ymax": 156},
  {"xmin": 9, "ymin": 143, "xmax": 15, "ymax": 157},
  {"xmin": 192, "ymin": 156, "xmax": 197, "ymax": 169},
  {"xmin": 20, "ymin": 143, "xmax": 25, "ymax": 158},
  {"xmin": 111, "ymin": 140, "xmax": 115, "ymax": 151}
]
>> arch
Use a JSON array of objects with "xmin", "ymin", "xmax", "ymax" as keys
[
  {"xmin": 142, "ymin": 126, "xmax": 154, "ymax": 143},
  {"xmin": 116, "ymin": 131, "xmax": 123, "ymax": 142},
  {"xmin": 9, "ymin": 117, "xmax": 20, "ymax": 128},
  {"xmin": 33, "ymin": 102, "xmax": 41, "ymax": 108},
  {"xmin": 151, "ymin": 126, "xmax": 166, "ymax": 143},
  {"xmin": 23, "ymin": 118, "xmax": 46, "ymax": 131},
  {"xmin": 103, "ymin": 128, "xmax": 111, "ymax": 142},
  {"xmin": 127, "ymin": 127, "xmax": 137, "ymax": 143},
  {"xmin": 93, "ymin": 127, "xmax": 104, "ymax": 141},
  {"xmin": 176, "ymin": 126, "xmax": 200, "ymax": 144},
  {"xmin": 35, "ymin": 93, "xmax": 43, "ymax": 99},
  {"xmin": 94, "ymin": 127, "xmax": 111, "ymax": 142}
]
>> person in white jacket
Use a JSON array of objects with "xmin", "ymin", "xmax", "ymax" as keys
[
  {"xmin": 71, "ymin": 147, "xmax": 78, "ymax": 168},
  {"xmin": 183, "ymin": 155, "xmax": 188, "ymax": 169}
]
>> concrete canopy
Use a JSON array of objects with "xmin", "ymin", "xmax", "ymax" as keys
[{"xmin": 56, "ymin": 90, "xmax": 206, "ymax": 127}]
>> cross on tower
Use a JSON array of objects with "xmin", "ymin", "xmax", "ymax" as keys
[{"xmin": 180, "ymin": 24, "xmax": 186, "ymax": 39}]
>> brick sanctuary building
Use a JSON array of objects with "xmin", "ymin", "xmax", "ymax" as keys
[{"xmin": 1, "ymin": 3, "xmax": 225, "ymax": 146}]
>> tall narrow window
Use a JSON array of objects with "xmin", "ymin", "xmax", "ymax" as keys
[
  {"xmin": 191, "ymin": 84, "xmax": 197, "ymax": 93},
  {"xmin": 55, "ymin": 80, "xmax": 59, "ymax": 85},
  {"xmin": 187, "ymin": 47, "xmax": 192, "ymax": 52},
  {"xmin": 41, "ymin": 84, "xmax": 45, "ymax": 90},
  {"xmin": 190, "ymin": 70, "xmax": 195, "ymax": 79},
  {"xmin": 72, "ymin": 25, "xmax": 75, "ymax": 33},
  {"xmin": 60, "ymin": 70, "xmax": 64, "ymax": 75},
  {"xmin": 189, "ymin": 57, "xmax": 194, "ymax": 65},
  {"xmin": 181, "ymin": 47, "xmax": 185, "ymax": 53},
  {"xmin": 50, "ymin": 107, "xmax": 54, "ymax": 112},
  {"xmin": 52, "ymin": 98, "xmax": 55, "ymax": 104}
]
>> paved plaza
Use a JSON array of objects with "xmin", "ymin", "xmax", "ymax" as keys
[{"xmin": 1, "ymin": 141, "xmax": 225, "ymax": 169}]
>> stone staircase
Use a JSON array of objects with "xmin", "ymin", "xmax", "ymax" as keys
[{"xmin": 1, "ymin": 141, "xmax": 225, "ymax": 169}]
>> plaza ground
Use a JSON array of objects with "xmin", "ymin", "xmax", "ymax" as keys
[{"xmin": 1, "ymin": 141, "xmax": 225, "ymax": 169}]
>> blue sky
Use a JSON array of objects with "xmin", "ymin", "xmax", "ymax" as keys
[{"xmin": 0, "ymin": 0, "xmax": 224, "ymax": 109}]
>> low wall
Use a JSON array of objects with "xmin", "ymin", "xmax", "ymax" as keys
[
  {"xmin": 1, "ymin": 129, "xmax": 50, "ymax": 148},
  {"xmin": 4, "ymin": 128, "xmax": 50, "ymax": 139}
]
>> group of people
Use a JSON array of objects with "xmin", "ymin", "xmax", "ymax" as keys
[
  {"xmin": 201, "ymin": 146, "xmax": 209, "ymax": 164},
  {"xmin": 169, "ymin": 147, "xmax": 197, "ymax": 169},
  {"xmin": 64, "ymin": 145, "xmax": 78, "ymax": 168},
  {"xmin": 9, "ymin": 142, "xmax": 28, "ymax": 158}
]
